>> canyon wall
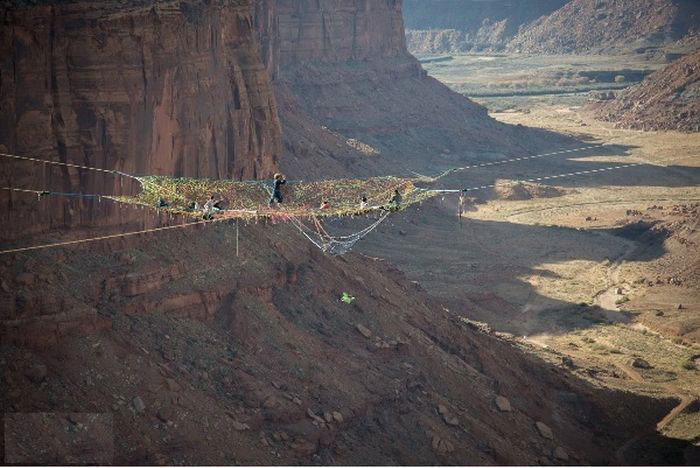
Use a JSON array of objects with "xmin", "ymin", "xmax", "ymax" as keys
[
  {"xmin": 0, "ymin": 0, "xmax": 281, "ymax": 240},
  {"xmin": 507, "ymin": 0, "xmax": 700, "ymax": 54},
  {"xmin": 255, "ymin": 0, "xmax": 571, "ymax": 180},
  {"xmin": 403, "ymin": 0, "xmax": 569, "ymax": 55}
]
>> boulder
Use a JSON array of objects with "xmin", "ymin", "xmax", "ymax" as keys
[
  {"xmin": 356, "ymin": 324, "xmax": 372, "ymax": 338},
  {"xmin": 495, "ymin": 396, "xmax": 512, "ymax": 412},
  {"xmin": 231, "ymin": 420, "xmax": 250, "ymax": 431},
  {"xmin": 553, "ymin": 446, "xmax": 569, "ymax": 461},
  {"xmin": 443, "ymin": 415, "xmax": 460, "ymax": 426},
  {"xmin": 132, "ymin": 396, "xmax": 146, "ymax": 413},
  {"xmin": 431, "ymin": 435, "xmax": 454, "ymax": 454},
  {"xmin": 535, "ymin": 421, "xmax": 553, "ymax": 439},
  {"xmin": 306, "ymin": 408, "xmax": 325, "ymax": 423},
  {"xmin": 165, "ymin": 378, "xmax": 181, "ymax": 392}
]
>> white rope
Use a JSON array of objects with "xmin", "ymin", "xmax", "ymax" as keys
[
  {"xmin": 419, "ymin": 162, "xmax": 644, "ymax": 194},
  {"xmin": 286, "ymin": 210, "xmax": 391, "ymax": 255},
  {"xmin": 0, "ymin": 218, "xmax": 226, "ymax": 255},
  {"xmin": 0, "ymin": 152, "xmax": 141, "ymax": 182},
  {"xmin": 427, "ymin": 145, "xmax": 603, "ymax": 182}
]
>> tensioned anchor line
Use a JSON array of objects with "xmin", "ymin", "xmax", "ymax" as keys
[
  {"xmin": 0, "ymin": 218, "xmax": 228, "ymax": 255},
  {"xmin": 425, "ymin": 144, "xmax": 603, "ymax": 182},
  {"xmin": 2, "ymin": 186, "xmax": 116, "ymax": 200},
  {"xmin": 0, "ymin": 152, "xmax": 141, "ymax": 182},
  {"xmin": 418, "ymin": 162, "xmax": 644, "ymax": 194}
]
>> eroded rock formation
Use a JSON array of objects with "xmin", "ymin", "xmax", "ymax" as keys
[
  {"xmin": 507, "ymin": 0, "xmax": 700, "ymax": 55},
  {"xmin": 403, "ymin": 0, "xmax": 568, "ymax": 55},
  {"xmin": 255, "ymin": 0, "xmax": 570, "ymax": 180},
  {"xmin": 0, "ymin": 0, "xmax": 281, "ymax": 239}
]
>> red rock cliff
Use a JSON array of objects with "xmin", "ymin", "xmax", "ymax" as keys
[
  {"xmin": 0, "ymin": 0, "xmax": 281, "ymax": 181},
  {"xmin": 274, "ymin": 0, "xmax": 409, "ymax": 64},
  {"xmin": 0, "ymin": 0, "xmax": 282, "ymax": 240}
]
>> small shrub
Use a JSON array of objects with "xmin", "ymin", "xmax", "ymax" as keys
[{"xmin": 582, "ymin": 337, "xmax": 596, "ymax": 344}]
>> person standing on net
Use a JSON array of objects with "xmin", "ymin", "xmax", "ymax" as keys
[{"xmin": 269, "ymin": 173, "xmax": 286, "ymax": 207}]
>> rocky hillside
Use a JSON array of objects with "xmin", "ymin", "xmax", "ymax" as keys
[
  {"xmin": 255, "ymin": 0, "xmax": 573, "ymax": 180},
  {"xmin": 592, "ymin": 48, "xmax": 700, "ymax": 132},
  {"xmin": 403, "ymin": 0, "xmax": 568, "ymax": 55},
  {"xmin": 507, "ymin": 0, "xmax": 700, "ymax": 54},
  {"xmin": 0, "ymin": 218, "xmax": 682, "ymax": 464}
]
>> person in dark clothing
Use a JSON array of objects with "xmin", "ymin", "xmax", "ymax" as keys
[
  {"xmin": 269, "ymin": 173, "xmax": 286, "ymax": 206},
  {"xmin": 388, "ymin": 189, "xmax": 402, "ymax": 209}
]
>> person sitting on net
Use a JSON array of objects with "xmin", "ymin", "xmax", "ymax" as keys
[
  {"xmin": 203, "ymin": 194, "xmax": 221, "ymax": 220},
  {"xmin": 320, "ymin": 200, "xmax": 331, "ymax": 210},
  {"xmin": 387, "ymin": 189, "xmax": 402, "ymax": 210},
  {"xmin": 359, "ymin": 196, "xmax": 368, "ymax": 210},
  {"xmin": 269, "ymin": 173, "xmax": 286, "ymax": 207}
]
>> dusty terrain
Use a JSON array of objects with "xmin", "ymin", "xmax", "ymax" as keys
[{"xmin": 358, "ymin": 103, "xmax": 700, "ymax": 456}]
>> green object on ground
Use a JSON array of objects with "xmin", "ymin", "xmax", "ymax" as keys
[{"xmin": 341, "ymin": 292, "xmax": 355, "ymax": 304}]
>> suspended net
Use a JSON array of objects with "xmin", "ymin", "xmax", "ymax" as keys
[
  {"xmin": 112, "ymin": 174, "xmax": 434, "ymax": 255},
  {"xmin": 120, "ymin": 175, "xmax": 419, "ymax": 215}
]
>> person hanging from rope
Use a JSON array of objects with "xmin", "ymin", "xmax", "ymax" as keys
[
  {"xmin": 268, "ymin": 173, "xmax": 286, "ymax": 207},
  {"xmin": 458, "ymin": 192, "xmax": 466, "ymax": 227}
]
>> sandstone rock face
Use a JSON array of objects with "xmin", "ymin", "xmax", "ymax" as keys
[
  {"xmin": 274, "ymin": 0, "xmax": 409, "ymax": 65},
  {"xmin": 1, "ymin": 1, "xmax": 280, "ymax": 181},
  {"xmin": 403, "ymin": 0, "xmax": 568, "ymax": 55},
  {"xmin": 0, "ymin": 0, "xmax": 281, "ymax": 240},
  {"xmin": 254, "ymin": 0, "xmax": 565, "ymax": 180}
]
